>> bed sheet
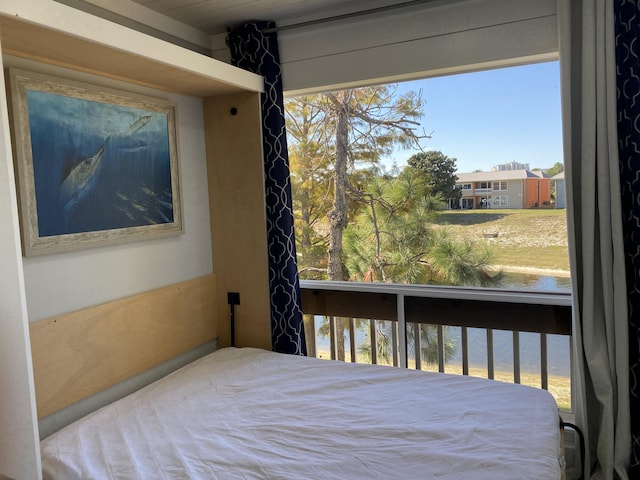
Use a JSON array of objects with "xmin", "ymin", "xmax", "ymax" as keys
[{"xmin": 41, "ymin": 347, "xmax": 562, "ymax": 479}]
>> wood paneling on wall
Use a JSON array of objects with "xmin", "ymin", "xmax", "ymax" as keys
[
  {"xmin": 204, "ymin": 92, "xmax": 272, "ymax": 350},
  {"xmin": 29, "ymin": 274, "xmax": 217, "ymax": 418}
]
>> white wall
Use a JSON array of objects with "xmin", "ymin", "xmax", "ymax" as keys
[
  {"xmin": 556, "ymin": 179, "xmax": 566, "ymax": 209},
  {"xmin": 55, "ymin": 0, "xmax": 213, "ymax": 55},
  {"xmin": 211, "ymin": 0, "xmax": 558, "ymax": 94},
  {"xmin": 64, "ymin": 0, "xmax": 559, "ymax": 96},
  {"xmin": 509, "ymin": 180, "xmax": 524, "ymax": 208},
  {"xmin": 4, "ymin": 56, "xmax": 214, "ymax": 322},
  {"xmin": 278, "ymin": 0, "xmax": 558, "ymax": 94},
  {"xmin": 0, "ymin": 50, "xmax": 41, "ymax": 480}
]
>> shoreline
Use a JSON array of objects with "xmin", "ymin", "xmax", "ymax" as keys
[{"xmin": 488, "ymin": 265, "xmax": 571, "ymax": 277}]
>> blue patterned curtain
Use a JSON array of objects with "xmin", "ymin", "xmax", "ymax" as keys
[
  {"xmin": 615, "ymin": 1, "xmax": 640, "ymax": 474},
  {"xmin": 227, "ymin": 22, "xmax": 306, "ymax": 355}
]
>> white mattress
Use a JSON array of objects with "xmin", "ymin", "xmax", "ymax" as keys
[{"xmin": 41, "ymin": 347, "xmax": 562, "ymax": 479}]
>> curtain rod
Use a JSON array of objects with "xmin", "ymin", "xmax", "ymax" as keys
[{"xmin": 262, "ymin": 0, "xmax": 447, "ymax": 34}]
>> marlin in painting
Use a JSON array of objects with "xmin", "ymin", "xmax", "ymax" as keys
[{"xmin": 59, "ymin": 114, "xmax": 152, "ymax": 217}]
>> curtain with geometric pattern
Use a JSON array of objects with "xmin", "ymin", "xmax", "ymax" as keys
[
  {"xmin": 614, "ymin": 1, "xmax": 640, "ymax": 476},
  {"xmin": 227, "ymin": 21, "xmax": 306, "ymax": 355}
]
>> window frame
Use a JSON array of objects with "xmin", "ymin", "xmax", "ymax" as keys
[{"xmin": 493, "ymin": 195, "xmax": 508, "ymax": 207}]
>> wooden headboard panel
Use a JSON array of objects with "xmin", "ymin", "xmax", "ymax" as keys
[{"xmin": 29, "ymin": 274, "xmax": 217, "ymax": 419}]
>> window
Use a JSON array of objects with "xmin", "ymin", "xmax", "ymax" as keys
[
  {"xmin": 285, "ymin": 62, "xmax": 567, "ymax": 291},
  {"xmin": 286, "ymin": 62, "xmax": 570, "ymax": 410},
  {"xmin": 493, "ymin": 195, "xmax": 508, "ymax": 206}
]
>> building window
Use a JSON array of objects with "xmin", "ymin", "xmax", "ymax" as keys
[
  {"xmin": 493, "ymin": 181, "xmax": 508, "ymax": 191},
  {"xmin": 461, "ymin": 183, "xmax": 472, "ymax": 190},
  {"xmin": 493, "ymin": 195, "xmax": 508, "ymax": 207}
]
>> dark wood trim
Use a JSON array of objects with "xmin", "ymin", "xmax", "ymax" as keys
[
  {"xmin": 405, "ymin": 296, "xmax": 571, "ymax": 335},
  {"xmin": 301, "ymin": 287, "xmax": 572, "ymax": 336},
  {"xmin": 301, "ymin": 288, "xmax": 397, "ymax": 320}
]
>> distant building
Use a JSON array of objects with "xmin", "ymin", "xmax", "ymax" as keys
[
  {"xmin": 553, "ymin": 171, "xmax": 566, "ymax": 209},
  {"xmin": 453, "ymin": 169, "xmax": 552, "ymax": 209},
  {"xmin": 491, "ymin": 161, "xmax": 530, "ymax": 172}
]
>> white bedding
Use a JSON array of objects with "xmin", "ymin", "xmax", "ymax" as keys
[{"xmin": 41, "ymin": 347, "xmax": 562, "ymax": 479}]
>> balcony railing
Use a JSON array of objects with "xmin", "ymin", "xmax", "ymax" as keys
[
  {"xmin": 474, "ymin": 187, "xmax": 492, "ymax": 195},
  {"xmin": 300, "ymin": 280, "xmax": 573, "ymax": 411}
]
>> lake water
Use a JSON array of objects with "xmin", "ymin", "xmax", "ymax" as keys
[
  {"xmin": 445, "ymin": 327, "xmax": 570, "ymax": 377},
  {"xmin": 316, "ymin": 326, "xmax": 571, "ymax": 377},
  {"xmin": 500, "ymin": 271, "xmax": 571, "ymax": 292}
]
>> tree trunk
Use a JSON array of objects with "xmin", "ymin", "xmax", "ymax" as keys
[
  {"xmin": 300, "ymin": 190, "xmax": 311, "ymax": 249},
  {"xmin": 328, "ymin": 91, "xmax": 349, "ymax": 282},
  {"xmin": 327, "ymin": 91, "xmax": 350, "ymax": 360}
]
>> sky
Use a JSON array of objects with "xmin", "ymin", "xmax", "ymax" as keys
[{"xmin": 384, "ymin": 61, "xmax": 563, "ymax": 173}]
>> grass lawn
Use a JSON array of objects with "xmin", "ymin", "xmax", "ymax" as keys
[{"xmin": 436, "ymin": 208, "xmax": 570, "ymax": 272}]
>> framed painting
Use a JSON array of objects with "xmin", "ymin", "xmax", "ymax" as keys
[{"xmin": 7, "ymin": 69, "xmax": 183, "ymax": 256}]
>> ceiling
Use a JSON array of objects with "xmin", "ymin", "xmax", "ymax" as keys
[{"xmin": 128, "ymin": 0, "xmax": 440, "ymax": 35}]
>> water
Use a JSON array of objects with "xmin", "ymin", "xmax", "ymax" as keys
[
  {"xmin": 445, "ymin": 327, "xmax": 570, "ymax": 376},
  {"xmin": 500, "ymin": 271, "xmax": 571, "ymax": 292},
  {"xmin": 316, "ymin": 324, "xmax": 571, "ymax": 376}
]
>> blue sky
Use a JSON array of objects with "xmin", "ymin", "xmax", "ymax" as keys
[{"xmin": 385, "ymin": 61, "xmax": 563, "ymax": 173}]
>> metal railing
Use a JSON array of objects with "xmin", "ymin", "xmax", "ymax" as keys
[{"xmin": 300, "ymin": 280, "xmax": 573, "ymax": 410}]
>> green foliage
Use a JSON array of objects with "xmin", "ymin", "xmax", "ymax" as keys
[
  {"xmin": 340, "ymin": 87, "xmax": 425, "ymax": 163},
  {"xmin": 428, "ymin": 229, "xmax": 503, "ymax": 287},
  {"xmin": 285, "ymin": 97, "xmax": 333, "ymax": 279},
  {"xmin": 344, "ymin": 171, "xmax": 437, "ymax": 283},
  {"xmin": 545, "ymin": 161, "xmax": 564, "ymax": 177},
  {"xmin": 286, "ymin": 87, "xmax": 502, "ymax": 363},
  {"xmin": 357, "ymin": 321, "xmax": 395, "ymax": 364},
  {"xmin": 357, "ymin": 321, "xmax": 457, "ymax": 366},
  {"xmin": 407, "ymin": 150, "xmax": 462, "ymax": 201},
  {"xmin": 285, "ymin": 85, "xmax": 426, "ymax": 283},
  {"xmin": 343, "ymin": 170, "xmax": 501, "ymax": 287},
  {"xmin": 408, "ymin": 324, "xmax": 457, "ymax": 365}
]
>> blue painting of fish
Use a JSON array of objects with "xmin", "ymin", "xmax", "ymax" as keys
[{"xmin": 25, "ymin": 90, "xmax": 175, "ymax": 237}]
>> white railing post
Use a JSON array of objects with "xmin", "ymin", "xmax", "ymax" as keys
[
  {"xmin": 462, "ymin": 326, "xmax": 469, "ymax": 376},
  {"xmin": 329, "ymin": 316, "xmax": 337, "ymax": 360},
  {"xmin": 437, "ymin": 325, "xmax": 445, "ymax": 373},
  {"xmin": 513, "ymin": 331, "xmax": 521, "ymax": 384},
  {"xmin": 541, "ymin": 333, "xmax": 548, "ymax": 390},
  {"xmin": 305, "ymin": 314, "xmax": 317, "ymax": 358},
  {"xmin": 370, "ymin": 320, "xmax": 378, "ymax": 365},
  {"xmin": 487, "ymin": 329, "xmax": 495, "ymax": 380},
  {"xmin": 397, "ymin": 293, "xmax": 407, "ymax": 368},
  {"xmin": 349, "ymin": 318, "xmax": 357, "ymax": 362},
  {"xmin": 414, "ymin": 326, "xmax": 422, "ymax": 370},
  {"xmin": 391, "ymin": 321, "xmax": 399, "ymax": 367}
]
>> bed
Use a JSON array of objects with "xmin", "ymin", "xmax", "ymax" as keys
[{"xmin": 40, "ymin": 347, "xmax": 562, "ymax": 479}]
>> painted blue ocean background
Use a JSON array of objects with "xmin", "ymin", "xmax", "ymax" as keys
[{"xmin": 26, "ymin": 89, "xmax": 174, "ymax": 237}]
